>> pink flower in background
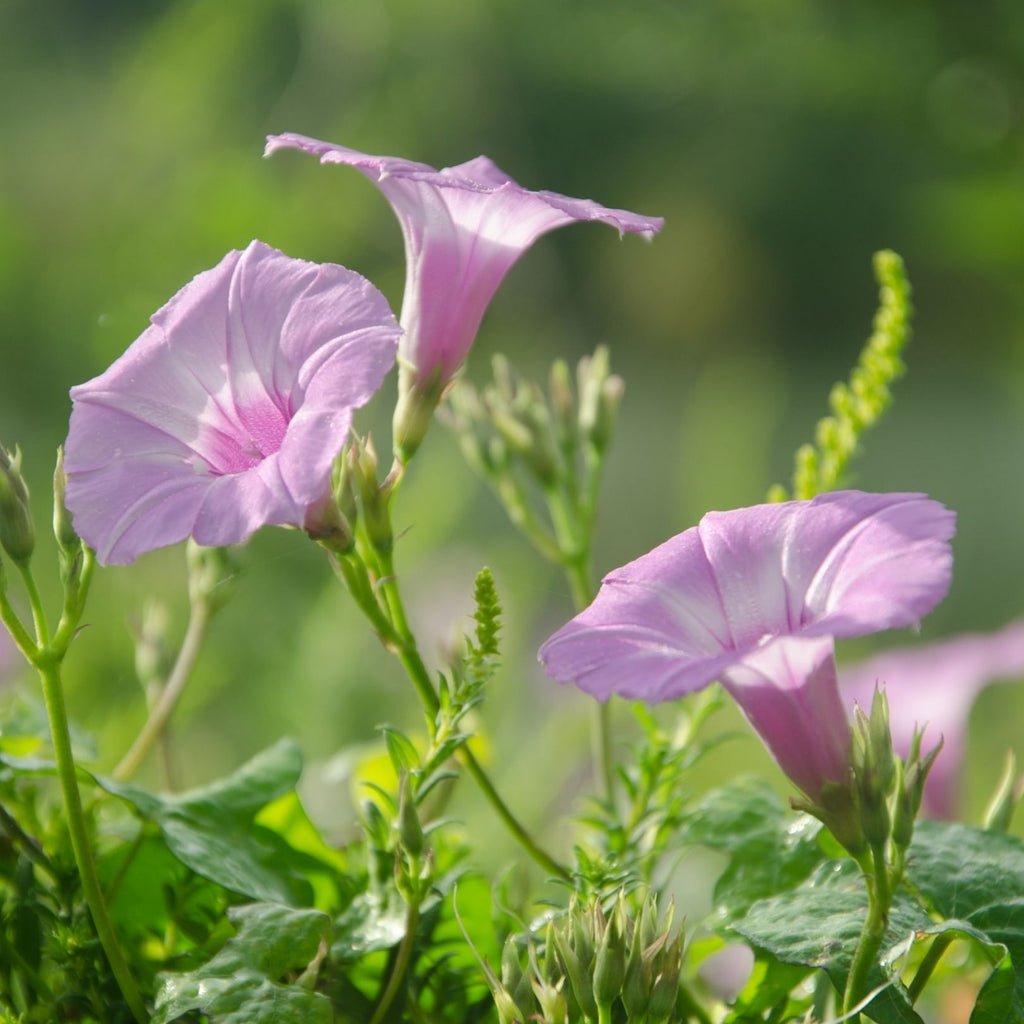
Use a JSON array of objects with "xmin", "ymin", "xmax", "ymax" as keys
[
  {"xmin": 264, "ymin": 134, "xmax": 664, "ymax": 388},
  {"xmin": 840, "ymin": 619, "xmax": 1024, "ymax": 817},
  {"xmin": 65, "ymin": 241, "xmax": 400, "ymax": 565},
  {"xmin": 540, "ymin": 491, "xmax": 956, "ymax": 799}
]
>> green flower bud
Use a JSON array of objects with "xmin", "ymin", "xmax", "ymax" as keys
[
  {"xmin": 593, "ymin": 899, "xmax": 626, "ymax": 1011},
  {"xmin": 397, "ymin": 773, "xmax": 424, "ymax": 859},
  {"xmin": 0, "ymin": 446, "xmax": 35, "ymax": 564},
  {"xmin": 350, "ymin": 436, "xmax": 393, "ymax": 553},
  {"xmin": 984, "ymin": 751, "xmax": 1023, "ymax": 833},
  {"xmin": 52, "ymin": 447, "xmax": 79, "ymax": 553},
  {"xmin": 647, "ymin": 935, "xmax": 683, "ymax": 1023}
]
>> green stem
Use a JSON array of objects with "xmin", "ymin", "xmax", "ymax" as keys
[
  {"xmin": 16, "ymin": 561, "xmax": 50, "ymax": 646},
  {"xmin": 843, "ymin": 843, "xmax": 891, "ymax": 1020},
  {"xmin": 338, "ymin": 548, "xmax": 572, "ymax": 882},
  {"xmin": 37, "ymin": 655, "xmax": 148, "ymax": 1022},
  {"xmin": 907, "ymin": 934, "xmax": 953, "ymax": 1005},
  {"xmin": 113, "ymin": 599, "xmax": 211, "ymax": 781}
]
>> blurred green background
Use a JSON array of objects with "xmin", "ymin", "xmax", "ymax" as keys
[{"xmin": 2, "ymin": 0, "xmax": 1024, "ymax": 855}]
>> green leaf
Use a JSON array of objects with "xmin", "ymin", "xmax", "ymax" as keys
[
  {"xmin": 684, "ymin": 777, "xmax": 824, "ymax": 919},
  {"xmin": 908, "ymin": 822, "xmax": 1024, "ymax": 1020},
  {"xmin": 153, "ymin": 902, "xmax": 333, "ymax": 1024},
  {"xmin": 98, "ymin": 739, "xmax": 315, "ymax": 904},
  {"xmin": 731, "ymin": 875, "xmax": 932, "ymax": 1023},
  {"xmin": 382, "ymin": 726, "xmax": 421, "ymax": 775},
  {"xmin": 909, "ymin": 822, "xmax": 1024, "ymax": 920}
]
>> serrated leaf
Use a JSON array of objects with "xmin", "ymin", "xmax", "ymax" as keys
[{"xmin": 153, "ymin": 903, "xmax": 333, "ymax": 1024}]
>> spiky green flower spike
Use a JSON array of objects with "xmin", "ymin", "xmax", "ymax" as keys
[{"xmin": 770, "ymin": 250, "xmax": 912, "ymax": 502}]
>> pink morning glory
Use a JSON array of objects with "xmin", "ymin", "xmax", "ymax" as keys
[
  {"xmin": 64, "ymin": 240, "xmax": 400, "ymax": 565},
  {"xmin": 540, "ymin": 491, "xmax": 956, "ymax": 798},
  {"xmin": 263, "ymin": 134, "xmax": 664, "ymax": 389},
  {"xmin": 841, "ymin": 619, "xmax": 1024, "ymax": 817}
]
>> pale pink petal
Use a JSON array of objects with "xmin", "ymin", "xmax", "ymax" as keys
[
  {"xmin": 540, "ymin": 490, "xmax": 955, "ymax": 799},
  {"xmin": 540, "ymin": 491, "xmax": 955, "ymax": 703},
  {"xmin": 840, "ymin": 619, "xmax": 1024, "ymax": 817},
  {"xmin": 65, "ymin": 241, "xmax": 400, "ymax": 564},
  {"xmin": 722, "ymin": 635, "xmax": 851, "ymax": 799},
  {"xmin": 265, "ymin": 134, "xmax": 663, "ymax": 384}
]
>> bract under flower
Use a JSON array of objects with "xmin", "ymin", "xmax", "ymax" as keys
[
  {"xmin": 841, "ymin": 619, "xmax": 1024, "ymax": 817},
  {"xmin": 263, "ymin": 134, "xmax": 664, "ymax": 388},
  {"xmin": 64, "ymin": 241, "xmax": 400, "ymax": 565},
  {"xmin": 540, "ymin": 490, "xmax": 955, "ymax": 798}
]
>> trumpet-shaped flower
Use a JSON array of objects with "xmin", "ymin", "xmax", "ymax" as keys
[
  {"xmin": 64, "ymin": 241, "xmax": 400, "ymax": 565},
  {"xmin": 263, "ymin": 134, "xmax": 664, "ymax": 391},
  {"xmin": 840, "ymin": 619, "xmax": 1024, "ymax": 817},
  {"xmin": 540, "ymin": 491, "xmax": 956, "ymax": 798}
]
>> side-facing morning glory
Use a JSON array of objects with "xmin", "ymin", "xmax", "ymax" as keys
[
  {"xmin": 264, "ymin": 133, "xmax": 664, "ymax": 455},
  {"xmin": 539, "ymin": 491, "xmax": 956, "ymax": 799},
  {"xmin": 64, "ymin": 240, "xmax": 401, "ymax": 565},
  {"xmin": 841, "ymin": 619, "xmax": 1024, "ymax": 817}
]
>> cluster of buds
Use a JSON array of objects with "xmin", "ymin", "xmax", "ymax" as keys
[
  {"xmin": 798, "ymin": 688, "xmax": 942, "ymax": 872},
  {"xmin": 0, "ymin": 446, "xmax": 35, "ymax": 566},
  {"xmin": 449, "ymin": 347, "xmax": 624, "ymax": 489},
  {"xmin": 489, "ymin": 892, "xmax": 684, "ymax": 1024},
  {"xmin": 305, "ymin": 435, "xmax": 397, "ymax": 558}
]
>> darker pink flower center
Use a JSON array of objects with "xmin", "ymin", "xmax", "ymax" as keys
[{"xmin": 199, "ymin": 400, "xmax": 291, "ymax": 476}]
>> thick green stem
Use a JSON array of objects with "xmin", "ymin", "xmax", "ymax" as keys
[
  {"xmin": 843, "ymin": 843, "xmax": 891, "ymax": 1020},
  {"xmin": 37, "ymin": 656, "xmax": 148, "ymax": 1022}
]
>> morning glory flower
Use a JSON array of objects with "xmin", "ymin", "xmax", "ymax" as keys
[
  {"xmin": 841, "ymin": 619, "xmax": 1024, "ymax": 817},
  {"xmin": 264, "ymin": 133, "xmax": 664, "ymax": 454},
  {"xmin": 64, "ymin": 241, "xmax": 400, "ymax": 565},
  {"xmin": 539, "ymin": 491, "xmax": 955, "ymax": 798}
]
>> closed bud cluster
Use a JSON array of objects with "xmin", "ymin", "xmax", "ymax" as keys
[
  {"xmin": 0, "ymin": 446, "xmax": 35, "ymax": 565},
  {"xmin": 348, "ymin": 435, "xmax": 394, "ymax": 554},
  {"xmin": 485, "ymin": 892, "xmax": 685, "ymax": 1024},
  {"xmin": 891, "ymin": 726, "xmax": 943, "ymax": 852},
  {"xmin": 185, "ymin": 540, "xmax": 238, "ymax": 615},
  {"xmin": 304, "ymin": 453, "xmax": 356, "ymax": 553}
]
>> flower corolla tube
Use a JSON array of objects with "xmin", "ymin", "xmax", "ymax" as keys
[
  {"xmin": 263, "ymin": 134, "xmax": 664, "ymax": 390},
  {"xmin": 64, "ymin": 241, "xmax": 401, "ymax": 565},
  {"xmin": 840, "ymin": 619, "xmax": 1024, "ymax": 817},
  {"xmin": 540, "ymin": 491, "xmax": 956, "ymax": 799}
]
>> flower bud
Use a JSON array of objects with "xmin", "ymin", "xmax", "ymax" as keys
[
  {"xmin": 0, "ymin": 446, "xmax": 35, "ymax": 564},
  {"xmin": 350, "ymin": 436, "xmax": 393, "ymax": 553},
  {"xmin": 186, "ymin": 541, "xmax": 237, "ymax": 614},
  {"xmin": 52, "ymin": 447, "xmax": 80, "ymax": 553},
  {"xmin": 983, "ymin": 751, "xmax": 1023, "ymax": 833},
  {"xmin": 397, "ymin": 773, "xmax": 424, "ymax": 859},
  {"xmin": 593, "ymin": 899, "xmax": 627, "ymax": 1011}
]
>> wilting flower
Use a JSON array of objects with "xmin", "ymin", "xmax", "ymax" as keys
[
  {"xmin": 264, "ymin": 134, "xmax": 663, "ymax": 454},
  {"xmin": 540, "ymin": 491, "xmax": 955, "ymax": 799},
  {"xmin": 65, "ymin": 241, "xmax": 400, "ymax": 565},
  {"xmin": 841, "ymin": 619, "xmax": 1024, "ymax": 817}
]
